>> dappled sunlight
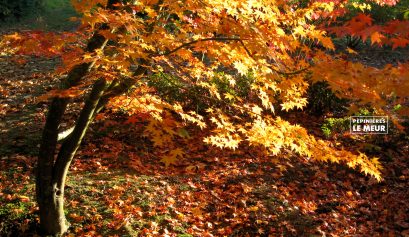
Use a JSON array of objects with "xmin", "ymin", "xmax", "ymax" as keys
[{"xmin": 1, "ymin": 0, "xmax": 409, "ymax": 236}]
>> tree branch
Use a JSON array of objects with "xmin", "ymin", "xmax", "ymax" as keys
[
  {"xmin": 153, "ymin": 37, "xmax": 244, "ymax": 57},
  {"xmin": 269, "ymin": 65, "xmax": 311, "ymax": 76},
  {"xmin": 36, "ymin": 25, "xmax": 114, "ymax": 205},
  {"xmin": 153, "ymin": 36, "xmax": 309, "ymax": 76},
  {"xmin": 52, "ymin": 79, "xmax": 110, "ymax": 193}
]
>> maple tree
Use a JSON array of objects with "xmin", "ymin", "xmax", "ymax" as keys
[{"xmin": 1, "ymin": 0, "xmax": 408, "ymax": 235}]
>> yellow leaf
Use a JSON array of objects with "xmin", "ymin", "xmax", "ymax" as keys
[
  {"xmin": 224, "ymin": 93, "xmax": 235, "ymax": 101},
  {"xmin": 191, "ymin": 207, "xmax": 204, "ymax": 217},
  {"xmin": 160, "ymin": 154, "xmax": 178, "ymax": 167},
  {"xmin": 160, "ymin": 148, "xmax": 185, "ymax": 167},
  {"xmin": 169, "ymin": 148, "xmax": 184, "ymax": 159},
  {"xmin": 346, "ymin": 47, "xmax": 358, "ymax": 54},
  {"xmin": 248, "ymin": 206, "xmax": 259, "ymax": 212},
  {"xmin": 18, "ymin": 195, "xmax": 30, "ymax": 202},
  {"xmin": 233, "ymin": 61, "xmax": 248, "ymax": 76}
]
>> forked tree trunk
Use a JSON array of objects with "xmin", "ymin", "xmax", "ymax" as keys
[
  {"xmin": 36, "ymin": 79, "xmax": 109, "ymax": 236},
  {"xmin": 36, "ymin": 68, "xmax": 147, "ymax": 236},
  {"xmin": 35, "ymin": 2, "xmax": 122, "ymax": 234},
  {"xmin": 35, "ymin": 24, "xmax": 114, "ymax": 237},
  {"xmin": 35, "ymin": 1, "xmax": 151, "ymax": 235}
]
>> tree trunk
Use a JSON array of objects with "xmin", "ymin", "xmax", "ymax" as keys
[
  {"xmin": 37, "ymin": 79, "xmax": 109, "ymax": 236},
  {"xmin": 35, "ymin": 2, "xmax": 144, "ymax": 235},
  {"xmin": 34, "ymin": 2, "xmax": 121, "ymax": 234},
  {"xmin": 36, "ymin": 67, "xmax": 148, "ymax": 237},
  {"xmin": 37, "ymin": 187, "xmax": 68, "ymax": 235}
]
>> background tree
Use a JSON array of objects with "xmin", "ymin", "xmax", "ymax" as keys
[{"xmin": 0, "ymin": 0, "xmax": 43, "ymax": 21}]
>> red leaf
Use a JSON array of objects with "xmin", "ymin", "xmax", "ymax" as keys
[{"xmin": 391, "ymin": 38, "xmax": 409, "ymax": 49}]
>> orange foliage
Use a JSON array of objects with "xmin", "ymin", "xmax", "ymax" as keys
[{"xmin": 2, "ymin": 0, "xmax": 408, "ymax": 181}]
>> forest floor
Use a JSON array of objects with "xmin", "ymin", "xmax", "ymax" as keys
[{"xmin": 0, "ymin": 44, "xmax": 409, "ymax": 237}]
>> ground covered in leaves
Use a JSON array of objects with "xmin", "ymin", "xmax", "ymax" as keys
[{"xmin": 1, "ymin": 53, "xmax": 409, "ymax": 237}]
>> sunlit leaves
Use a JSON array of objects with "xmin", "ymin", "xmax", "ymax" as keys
[
  {"xmin": 1, "ymin": 0, "xmax": 396, "ymax": 179},
  {"xmin": 204, "ymin": 110, "xmax": 242, "ymax": 149},
  {"xmin": 370, "ymin": 32, "xmax": 384, "ymax": 45},
  {"xmin": 311, "ymin": 54, "xmax": 409, "ymax": 116},
  {"xmin": 0, "ymin": 31, "xmax": 81, "ymax": 57},
  {"xmin": 233, "ymin": 61, "xmax": 249, "ymax": 76},
  {"xmin": 328, "ymin": 15, "xmax": 409, "ymax": 48},
  {"xmin": 309, "ymin": 140, "xmax": 382, "ymax": 181}
]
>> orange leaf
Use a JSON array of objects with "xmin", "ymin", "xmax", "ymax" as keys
[{"xmin": 370, "ymin": 32, "xmax": 384, "ymax": 45}]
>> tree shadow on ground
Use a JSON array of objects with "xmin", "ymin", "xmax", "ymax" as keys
[
  {"xmin": 0, "ymin": 56, "xmax": 61, "ymax": 156},
  {"xmin": 59, "ymin": 165, "xmax": 322, "ymax": 236}
]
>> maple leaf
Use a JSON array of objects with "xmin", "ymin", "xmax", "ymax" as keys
[
  {"xmin": 191, "ymin": 206, "xmax": 205, "ymax": 217},
  {"xmin": 233, "ymin": 61, "xmax": 249, "ymax": 76},
  {"xmin": 346, "ymin": 47, "xmax": 358, "ymax": 54},
  {"xmin": 125, "ymin": 115, "xmax": 139, "ymax": 124},
  {"xmin": 224, "ymin": 93, "xmax": 235, "ymax": 101},
  {"xmin": 319, "ymin": 36, "xmax": 335, "ymax": 50},
  {"xmin": 391, "ymin": 38, "xmax": 409, "ymax": 49},
  {"xmin": 354, "ymin": 13, "xmax": 373, "ymax": 26},
  {"xmin": 370, "ymin": 32, "xmax": 384, "ymax": 45},
  {"xmin": 160, "ymin": 148, "xmax": 185, "ymax": 167}
]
